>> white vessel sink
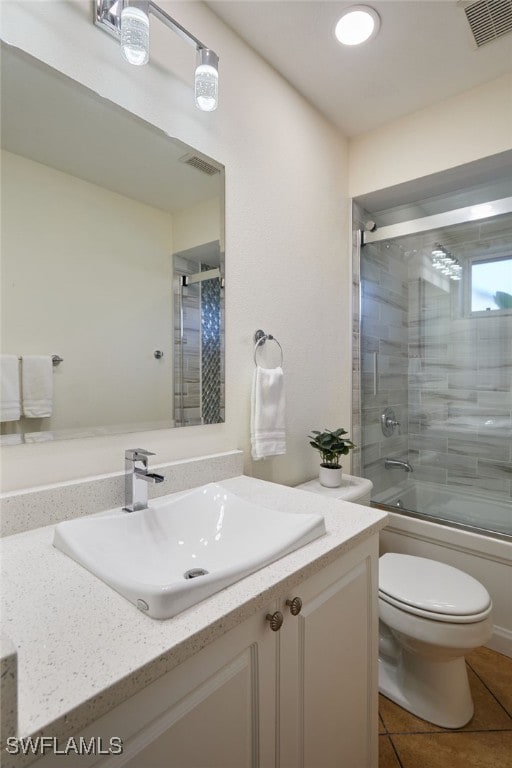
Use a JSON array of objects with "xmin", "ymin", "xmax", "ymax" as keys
[{"xmin": 53, "ymin": 483, "xmax": 326, "ymax": 619}]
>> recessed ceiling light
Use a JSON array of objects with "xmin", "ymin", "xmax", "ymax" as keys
[{"xmin": 334, "ymin": 5, "xmax": 380, "ymax": 46}]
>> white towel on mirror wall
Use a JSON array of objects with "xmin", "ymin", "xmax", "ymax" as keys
[
  {"xmin": 251, "ymin": 365, "xmax": 287, "ymax": 460},
  {"xmin": 21, "ymin": 355, "xmax": 53, "ymax": 418},
  {"xmin": 0, "ymin": 355, "xmax": 21, "ymax": 422}
]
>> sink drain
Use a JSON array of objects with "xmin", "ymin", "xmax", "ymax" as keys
[{"xmin": 184, "ymin": 568, "xmax": 209, "ymax": 580}]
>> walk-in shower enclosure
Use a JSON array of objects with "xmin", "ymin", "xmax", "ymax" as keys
[{"xmin": 353, "ymin": 192, "xmax": 512, "ymax": 539}]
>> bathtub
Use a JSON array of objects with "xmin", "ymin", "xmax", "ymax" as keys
[
  {"xmin": 373, "ymin": 482, "xmax": 512, "ymax": 658},
  {"xmin": 375, "ymin": 482, "xmax": 512, "ymax": 539}
]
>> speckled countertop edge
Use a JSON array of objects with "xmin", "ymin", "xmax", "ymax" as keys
[{"xmin": 1, "ymin": 475, "xmax": 387, "ymax": 749}]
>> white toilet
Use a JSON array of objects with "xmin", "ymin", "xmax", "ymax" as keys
[
  {"xmin": 295, "ymin": 475, "xmax": 494, "ymax": 729},
  {"xmin": 378, "ymin": 553, "xmax": 493, "ymax": 728}
]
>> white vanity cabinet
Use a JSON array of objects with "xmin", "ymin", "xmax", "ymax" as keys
[
  {"xmin": 108, "ymin": 604, "xmax": 278, "ymax": 768},
  {"xmin": 278, "ymin": 538, "xmax": 378, "ymax": 768},
  {"xmin": 33, "ymin": 538, "xmax": 378, "ymax": 768}
]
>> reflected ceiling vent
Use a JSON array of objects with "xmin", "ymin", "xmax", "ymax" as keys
[
  {"xmin": 179, "ymin": 153, "xmax": 221, "ymax": 175},
  {"xmin": 463, "ymin": 0, "xmax": 512, "ymax": 47}
]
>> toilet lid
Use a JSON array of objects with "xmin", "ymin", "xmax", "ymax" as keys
[{"xmin": 379, "ymin": 553, "xmax": 492, "ymax": 619}]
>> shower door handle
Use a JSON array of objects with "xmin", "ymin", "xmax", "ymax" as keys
[{"xmin": 373, "ymin": 352, "xmax": 378, "ymax": 396}]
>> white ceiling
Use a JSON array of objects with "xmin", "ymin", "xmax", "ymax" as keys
[{"xmin": 207, "ymin": 0, "xmax": 512, "ymax": 137}]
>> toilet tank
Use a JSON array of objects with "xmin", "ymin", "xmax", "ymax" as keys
[{"xmin": 295, "ymin": 474, "xmax": 373, "ymax": 506}]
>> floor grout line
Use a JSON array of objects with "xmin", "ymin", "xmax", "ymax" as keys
[
  {"xmin": 379, "ymin": 660, "xmax": 512, "ymax": 768},
  {"xmin": 388, "ymin": 735, "xmax": 404, "ymax": 768},
  {"xmin": 388, "ymin": 735, "xmax": 405, "ymax": 768},
  {"xmin": 466, "ymin": 659, "xmax": 512, "ymax": 721}
]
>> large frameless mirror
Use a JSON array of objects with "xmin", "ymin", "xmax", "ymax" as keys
[{"xmin": 0, "ymin": 43, "xmax": 225, "ymax": 444}]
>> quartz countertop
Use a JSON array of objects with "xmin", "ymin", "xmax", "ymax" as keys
[{"xmin": 1, "ymin": 475, "xmax": 387, "ymax": 748}]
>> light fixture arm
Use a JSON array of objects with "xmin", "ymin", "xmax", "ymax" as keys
[
  {"xmin": 94, "ymin": 0, "xmax": 215, "ymax": 55},
  {"xmin": 147, "ymin": 1, "xmax": 206, "ymax": 51}
]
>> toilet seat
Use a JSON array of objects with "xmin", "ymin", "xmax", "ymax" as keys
[{"xmin": 379, "ymin": 553, "xmax": 492, "ymax": 624}]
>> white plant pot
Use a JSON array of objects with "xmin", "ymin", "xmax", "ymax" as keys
[{"xmin": 319, "ymin": 464, "xmax": 343, "ymax": 488}]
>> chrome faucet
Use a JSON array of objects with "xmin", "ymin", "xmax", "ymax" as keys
[
  {"xmin": 124, "ymin": 449, "xmax": 165, "ymax": 512},
  {"xmin": 384, "ymin": 458, "xmax": 414, "ymax": 473}
]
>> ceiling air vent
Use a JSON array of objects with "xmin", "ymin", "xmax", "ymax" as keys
[
  {"xmin": 179, "ymin": 153, "xmax": 221, "ymax": 176},
  {"xmin": 463, "ymin": 0, "xmax": 512, "ymax": 47}
]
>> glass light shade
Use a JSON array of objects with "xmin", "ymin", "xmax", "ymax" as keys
[
  {"xmin": 195, "ymin": 50, "xmax": 219, "ymax": 111},
  {"xmin": 335, "ymin": 6, "xmax": 380, "ymax": 46},
  {"xmin": 120, "ymin": 6, "xmax": 150, "ymax": 66}
]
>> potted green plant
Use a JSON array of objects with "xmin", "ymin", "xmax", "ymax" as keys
[{"xmin": 308, "ymin": 428, "xmax": 356, "ymax": 488}]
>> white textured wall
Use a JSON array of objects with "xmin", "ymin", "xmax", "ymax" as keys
[
  {"xmin": 0, "ymin": 1, "xmax": 349, "ymax": 491},
  {"xmin": 349, "ymin": 73, "xmax": 512, "ymax": 197},
  {"xmin": 173, "ymin": 197, "xmax": 221, "ymax": 253}
]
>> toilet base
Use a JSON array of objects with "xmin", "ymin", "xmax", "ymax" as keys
[{"xmin": 379, "ymin": 651, "xmax": 474, "ymax": 729}]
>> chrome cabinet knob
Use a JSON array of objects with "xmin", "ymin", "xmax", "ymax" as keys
[
  {"xmin": 286, "ymin": 597, "xmax": 303, "ymax": 616},
  {"xmin": 266, "ymin": 610, "xmax": 284, "ymax": 632}
]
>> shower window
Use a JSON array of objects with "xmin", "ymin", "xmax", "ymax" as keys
[{"xmin": 470, "ymin": 256, "xmax": 512, "ymax": 315}]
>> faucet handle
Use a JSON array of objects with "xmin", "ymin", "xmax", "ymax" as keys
[
  {"xmin": 381, "ymin": 408, "xmax": 401, "ymax": 437},
  {"xmin": 125, "ymin": 448, "xmax": 156, "ymax": 461}
]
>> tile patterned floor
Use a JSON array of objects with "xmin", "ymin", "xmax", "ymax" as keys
[{"xmin": 379, "ymin": 647, "xmax": 512, "ymax": 768}]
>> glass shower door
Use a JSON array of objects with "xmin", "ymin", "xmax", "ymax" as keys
[{"xmin": 356, "ymin": 203, "xmax": 512, "ymax": 538}]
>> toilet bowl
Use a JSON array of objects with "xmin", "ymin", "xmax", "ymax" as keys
[{"xmin": 378, "ymin": 553, "xmax": 493, "ymax": 728}]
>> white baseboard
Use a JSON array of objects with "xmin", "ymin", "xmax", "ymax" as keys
[{"xmin": 487, "ymin": 625, "xmax": 512, "ymax": 659}]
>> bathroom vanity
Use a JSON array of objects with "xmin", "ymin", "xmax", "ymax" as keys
[{"xmin": 1, "ymin": 466, "xmax": 387, "ymax": 768}]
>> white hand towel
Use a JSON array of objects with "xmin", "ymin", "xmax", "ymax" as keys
[
  {"xmin": 21, "ymin": 355, "xmax": 53, "ymax": 418},
  {"xmin": 0, "ymin": 355, "xmax": 21, "ymax": 422},
  {"xmin": 251, "ymin": 365, "xmax": 287, "ymax": 460}
]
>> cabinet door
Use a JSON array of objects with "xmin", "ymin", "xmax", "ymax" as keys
[
  {"xmin": 279, "ymin": 540, "xmax": 379, "ymax": 768},
  {"xmin": 115, "ymin": 609, "xmax": 278, "ymax": 768},
  {"xmin": 41, "ymin": 604, "xmax": 278, "ymax": 768}
]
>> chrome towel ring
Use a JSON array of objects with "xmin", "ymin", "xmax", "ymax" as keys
[{"xmin": 253, "ymin": 329, "xmax": 284, "ymax": 367}]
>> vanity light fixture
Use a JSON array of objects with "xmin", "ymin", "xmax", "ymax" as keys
[
  {"xmin": 334, "ymin": 5, "xmax": 380, "ymax": 46},
  {"xmin": 94, "ymin": 0, "xmax": 219, "ymax": 111}
]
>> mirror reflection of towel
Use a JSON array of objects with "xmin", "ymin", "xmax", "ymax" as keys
[
  {"xmin": 21, "ymin": 355, "xmax": 53, "ymax": 418},
  {"xmin": 251, "ymin": 365, "xmax": 286, "ymax": 460},
  {"xmin": 0, "ymin": 355, "xmax": 21, "ymax": 422}
]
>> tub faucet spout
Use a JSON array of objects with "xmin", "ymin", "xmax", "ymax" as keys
[
  {"xmin": 384, "ymin": 458, "xmax": 414, "ymax": 473},
  {"xmin": 124, "ymin": 449, "xmax": 165, "ymax": 512}
]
